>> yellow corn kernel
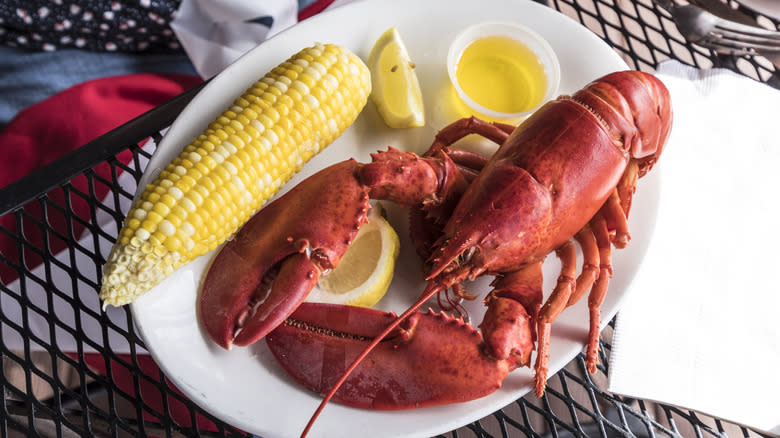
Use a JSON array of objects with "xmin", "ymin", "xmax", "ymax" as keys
[{"xmin": 100, "ymin": 42, "xmax": 371, "ymax": 308}]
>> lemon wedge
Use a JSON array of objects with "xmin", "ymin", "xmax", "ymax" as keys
[
  {"xmin": 368, "ymin": 27, "xmax": 425, "ymax": 128},
  {"xmin": 306, "ymin": 203, "xmax": 400, "ymax": 307}
]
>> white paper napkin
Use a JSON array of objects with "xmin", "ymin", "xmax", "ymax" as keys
[{"xmin": 608, "ymin": 61, "xmax": 780, "ymax": 436}]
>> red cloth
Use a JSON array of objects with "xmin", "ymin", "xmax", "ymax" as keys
[
  {"xmin": 0, "ymin": 73, "xmax": 208, "ymax": 433},
  {"xmin": 298, "ymin": 0, "xmax": 338, "ymax": 21},
  {"xmin": 0, "ymin": 73, "xmax": 202, "ymax": 189},
  {"xmin": 83, "ymin": 354, "xmax": 221, "ymax": 432}
]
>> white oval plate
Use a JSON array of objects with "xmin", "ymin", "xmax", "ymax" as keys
[{"xmin": 130, "ymin": 1, "xmax": 657, "ymax": 437}]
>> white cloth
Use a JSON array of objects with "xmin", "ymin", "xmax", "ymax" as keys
[
  {"xmin": 170, "ymin": 0, "xmax": 360, "ymax": 79},
  {"xmin": 608, "ymin": 60, "xmax": 780, "ymax": 436},
  {"xmin": 170, "ymin": 0, "xmax": 299, "ymax": 79}
]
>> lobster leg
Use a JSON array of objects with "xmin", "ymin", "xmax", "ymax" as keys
[
  {"xmin": 424, "ymin": 116, "xmax": 512, "ymax": 182},
  {"xmin": 429, "ymin": 116, "xmax": 514, "ymax": 155},
  {"xmin": 444, "ymin": 148, "xmax": 490, "ymax": 176},
  {"xmin": 481, "ymin": 261, "xmax": 544, "ymax": 367},
  {"xmin": 616, "ymin": 160, "xmax": 640, "ymax": 217},
  {"xmin": 565, "ymin": 161, "xmax": 635, "ymax": 366},
  {"xmin": 584, "ymin": 213, "xmax": 614, "ymax": 373},
  {"xmin": 602, "ymin": 190, "xmax": 631, "ymax": 249},
  {"xmin": 565, "ymin": 164, "xmax": 636, "ymax": 369},
  {"xmin": 573, "ymin": 157, "xmax": 640, "ymax": 367},
  {"xmin": 569, "ymin": 228, "xmax": 600, "ymax": 306},
  {"xmin": 533, "ymin": 241, "xmax": 578, "ymax": 396}
]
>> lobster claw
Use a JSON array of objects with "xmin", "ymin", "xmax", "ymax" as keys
[
  {"xmin": 199, "ymin": 160, "xmax": 371, "ymax": 349},
  {"xmin": 266, "ymin": 302, "xmax": 521, "ymax": 410}
]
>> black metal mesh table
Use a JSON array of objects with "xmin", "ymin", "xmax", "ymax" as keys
[{"xmin": 1, "ymin": 1, "xmax": 777, "ymax": 437}]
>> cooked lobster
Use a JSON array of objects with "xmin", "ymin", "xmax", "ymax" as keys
[{"xmin": 198, "ymin": 70, "xmax": 672, "ymax": 433}]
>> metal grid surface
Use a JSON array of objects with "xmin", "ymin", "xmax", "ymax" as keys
[{"xmin": 1, "ymin": 1, "xmax": 777, "ymax": 437}]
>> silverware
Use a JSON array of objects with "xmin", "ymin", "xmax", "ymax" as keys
[
  {"xmin": 655, "ymin": 0, "xmax": 780, "ymax": 54},
  {"xmin": 690, "ymin": 0, "xmax": 780, "ymax": 69},
  {"xmin": 691, "ymin": 0, "xmax": 766, "ymax": 27}
]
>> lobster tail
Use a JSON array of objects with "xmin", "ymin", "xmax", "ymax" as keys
[{"xmin": 573, "ymin": 71, "xmax": 672, "ymax": 174}]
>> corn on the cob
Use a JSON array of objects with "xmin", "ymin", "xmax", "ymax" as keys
[{"xmin": 100, "ymin": 43, "xmax": 371, "ymax": 308}]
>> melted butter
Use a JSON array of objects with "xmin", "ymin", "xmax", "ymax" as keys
[{"xmin": 455, "ymin": 35, "xmax": 547, "ymax": 114}]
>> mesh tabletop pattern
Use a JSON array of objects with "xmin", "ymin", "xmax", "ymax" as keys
[{"xmin": 1, "ymin": 1, "xmax": 777, "ymax": 437}]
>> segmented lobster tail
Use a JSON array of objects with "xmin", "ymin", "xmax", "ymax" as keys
[{"xmin": 572, "ymin": 71, "xmax": 673, "ymax": 175}]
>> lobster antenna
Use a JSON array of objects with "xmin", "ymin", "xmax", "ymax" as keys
[{"xmin": 299, "ymin": 282, "xmax": 445, "ymax": 438}]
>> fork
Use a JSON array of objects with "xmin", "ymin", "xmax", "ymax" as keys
[{"xmin": 655, "ymin": 0, "xmax": 780, "ymax": 54}]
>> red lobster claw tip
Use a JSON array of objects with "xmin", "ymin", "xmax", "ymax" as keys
[
  {"xmin": 231, "ymin": 253, "xmax": 321, "ymax": 347},
  {"xmin": 199, "ymin": 248, "xmax": 321, "ymax": 350}
]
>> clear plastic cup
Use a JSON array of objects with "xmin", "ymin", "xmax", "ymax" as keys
[{"xmin": 447, "ymin": 22, "xmax": 561, "ymax": 121}]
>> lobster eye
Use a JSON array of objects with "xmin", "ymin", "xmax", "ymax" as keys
[{"xmin": 458, "ymin": 246, "xmax": 478, "ymax": 265}]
